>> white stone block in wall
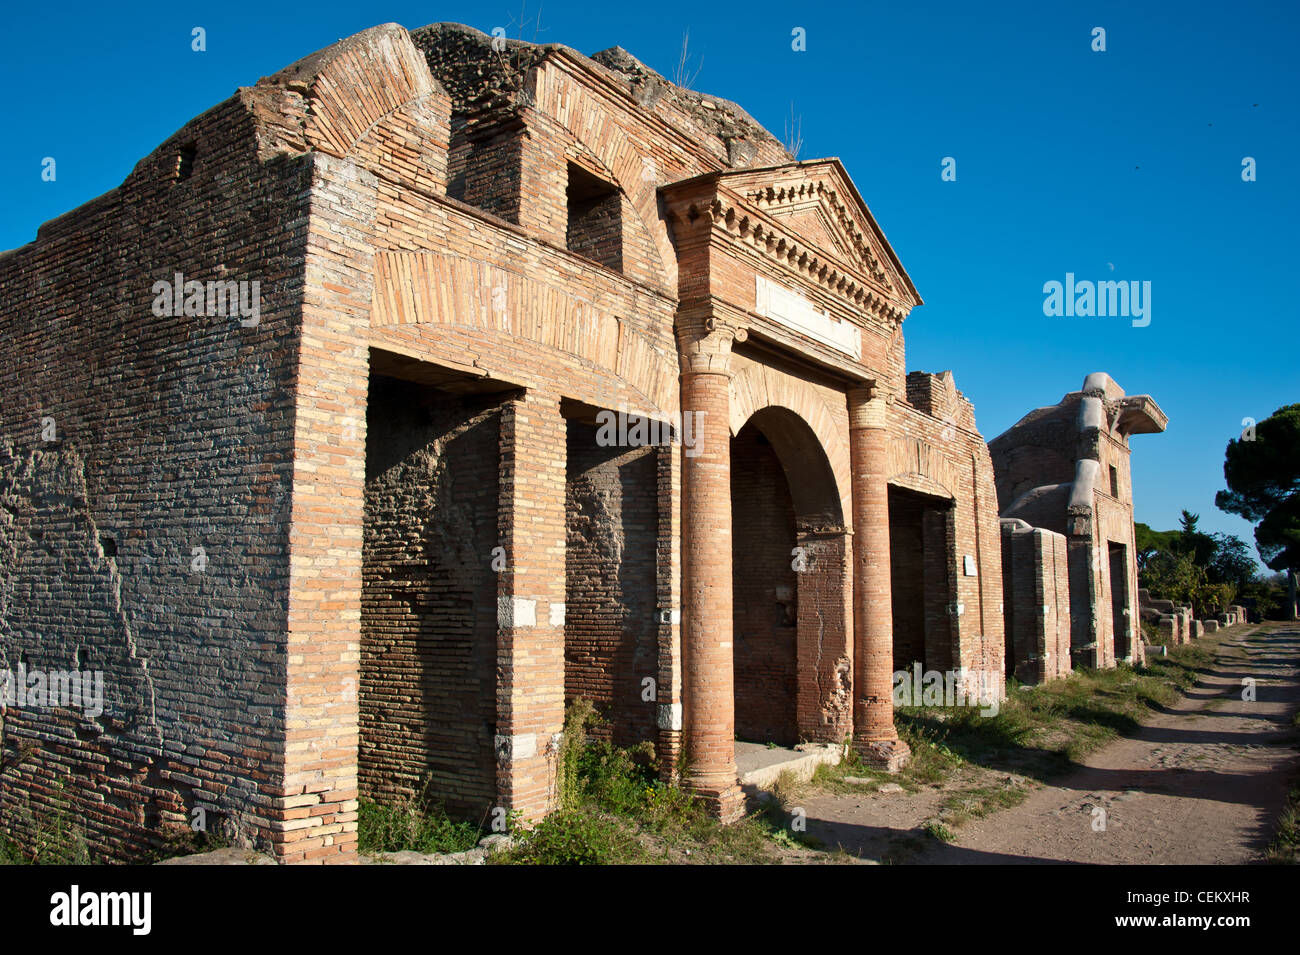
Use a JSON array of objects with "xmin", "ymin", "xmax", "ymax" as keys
[
  {"xmin": 657, "ymin": 702, "xmax": 683, "ymax": 731},
  {"xmin": 497, "ymin": 596, "xmax": 537, "ymax": 628},
  {"xmin": 754, "ymin": 276, "xmax": 861, "ymax": 359}
]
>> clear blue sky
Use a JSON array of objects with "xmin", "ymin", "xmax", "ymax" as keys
[{"xmin": 3, "ymin": 1, "xmax": 1295, "ymax": 560}]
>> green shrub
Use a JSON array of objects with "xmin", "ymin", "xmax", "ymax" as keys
[
  {"xmin": 0, "ymin": 834, "xmax": 29, "ymax": 865},
  {"xmin": 497, "ymin": 810, "xmax": 645, "ymax": 865},
  {"xmin": 924, "ymin": 821, "xmax": 955, "ymax": 842},
  {"xmin": 358, "ymin": 794, "xmax": 480, "ymax": 855},
  {"xmin": 145, "ymin": 821, "xmax": 231, "ymax": 863},
  {"xmin": 576, "ymin": 739, "xmax": 657, "ymax": 814}
]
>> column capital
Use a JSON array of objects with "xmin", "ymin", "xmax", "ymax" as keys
[
  {"xmin": 847, "ymin": 379, "xmax": 893, "ymax": 430},
  {"xmin": 677, "ymin": 312, "xmax": 749, "ymax": 377}
]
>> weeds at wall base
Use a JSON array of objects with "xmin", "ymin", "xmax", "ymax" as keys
[
  {"xmin": 489, "ymin": 699, "xmax": 817, "ymax": 864},
  {"xmin": 357, "ymin": 793, "xmax": 481, "ymax": 856},
  {"xmin": 0, "ymin": 792, "xmax": 92, "ymax": 865}
]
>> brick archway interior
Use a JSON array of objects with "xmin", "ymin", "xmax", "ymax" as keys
[{"xmin": 731, "ymin": 407, "xmax": 850, "ymax": 747}]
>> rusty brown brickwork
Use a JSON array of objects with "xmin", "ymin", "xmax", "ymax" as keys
[
  {"xmin": 359, "ymin": 378, "xmax": 501, "ymax": 818},
  {"xmin": 564, "ymin": 422, "xmax": 659, "ymax": 748},
  {"xmin": 1001, "ymin": 520, "xmax": 1072, "ymax": 684}
]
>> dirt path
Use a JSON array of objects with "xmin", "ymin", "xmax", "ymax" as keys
[{"xmin": 799, "ymin": 623, "xmax": 1300, "ymax": 864}]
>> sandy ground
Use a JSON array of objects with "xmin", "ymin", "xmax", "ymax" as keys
[{"xmin": 795, "ymin": 623, "xmax": 1300, "ymax": 864}]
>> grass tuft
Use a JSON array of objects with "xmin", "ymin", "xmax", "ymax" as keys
[{"xmin": 358, "ymin": 790, "xmax": 481, "ymax": 855}]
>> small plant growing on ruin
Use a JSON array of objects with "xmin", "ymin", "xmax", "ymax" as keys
[
  {"xmin": 673, "ymin": 31, "xmax": 703, "ymax": 90},
  {"xmin": 783, "ymin": 103, "xmax": 804, "ymax": 159},
  {"xmin": 146, "ymin": 818, "xmax": 232, "ymax": 863},
  {"xmin": 556, "ymin": 697, "xmax": 599, "ymax": 811},
  {"xmin": 357, "ymin": 776, "xmax": 480, "ymax": 855},
  {"xmin": 493, "ymin": 810, "xmax": 645, "ymax": 865},
  {"xmin": 2, "ymin": 781, "xmax": 91, "ymax": 864},
  {"xmin": 771, "ymin": 769, "xmax": 799, "ymax": 807},
  {"xmin": 1141, "ymin": 620, "xmax": 1169, "ymax": 648},
  {"xmin": 556, "ymin": 697, "xmax": 656, "ymax": 813}
]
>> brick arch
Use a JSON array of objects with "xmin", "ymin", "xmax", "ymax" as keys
[
  {"xmin": 528, "ymin": 61, "xmax": 678, "ymax": 290},
  {"xmin": 729, "ymin": 398, "xmax": 854, "ymax": 745},
  {"xmin": 729, "ymin": 365, "xmax": 852, "ymax": 525},
  {"xmin": 277, "ymin": 23, "xmax": 444, "ymax": 160},
  {"xmin": 885, "ymin": 426, "xmax": 963, "ymax": 503},
  {"xmin": 738, "ymin": 407, "xmax": 844, "ymax": 528}
]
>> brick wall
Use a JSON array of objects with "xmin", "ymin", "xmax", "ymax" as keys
[
  {"xmin": 446, "ymin": 117, "xmax": 525, "ymax": 223},
  {"xmin": 565, "ymin": 166, "xmax": 624, "ymax": 272},
  {"xmin": 564, "ymin": 421, "xmax": 658, "ymax": 747},
  {"xmin": 1001, "ymin": 521, "xmax": 1072, "ymax": 683},
  {"xmin": 889, "ymin": 491, "xmax": 925, "ymax": 668},
  {"xmin": 1, "ymin": 17, "xmax": 1012, "ymax": 855},
  {"xmin": 888, "ymin": 487, "xmax": 956, "ymax": 672},
  {"xmin": 0, "ymin": 86, "xmax": 310, "ymax": 859},
  {"xmin": 886, "ymin": 391, "xmax": 1006, "ymax": 692},
  {"xmin": 359, "ymin": 377, "xmax": 500, "ymax": 818},
  {"xmin": 990, "ymin": 377, "xmax": 1163, "ymax": 672},
  {"xmin": 495, "ymin": 394, "xmax": 567, "ymax": 819}
]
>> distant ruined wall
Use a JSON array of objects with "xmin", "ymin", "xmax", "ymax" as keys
[{"xmin": 990, "ymin": 374, "xmax": 1165, "ymax": 670}]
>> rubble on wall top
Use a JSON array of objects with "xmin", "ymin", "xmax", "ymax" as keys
[
  {"xmin": 586, "ymin": 45, "xmax": 787, "ymax": 160},
  {"xmin": 408, "ymin": 22, "xmax": 788, "ymax": 166},
  {"xmin": 408, "ymin": 22, "xmax": 551, "ymax": 114}
]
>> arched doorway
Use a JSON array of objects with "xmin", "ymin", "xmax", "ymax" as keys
[{"xmin": 730, "ymin": 406, "xmax": 851, "ymax": 747}]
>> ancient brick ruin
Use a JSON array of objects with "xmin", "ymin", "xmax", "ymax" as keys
[
  {"xmin": 990, "ymin": 373, "xmax": 1168, "ymax": 679},
  {"xmin": 2, "ymin": 22, "xmax": 1181, "ymax": 864},
  {"xmin": 1138, "ymin": 590, "xmax": 1249, "ymax": 644}
]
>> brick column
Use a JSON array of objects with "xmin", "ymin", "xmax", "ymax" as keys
[
  {"xmin": 496, "ymin": 392, "xmax": 567, "ymax": 820},
  {"xmin": 678, "ymin": 316, "xmax": 745, "ymax": 821},
  {"xmin": 847, "ymin": 383, "xmax": 910, "ymax": 771},
  {"xmin": 277, "ymin": 152, "xmax": 376, "ymax": 863}
]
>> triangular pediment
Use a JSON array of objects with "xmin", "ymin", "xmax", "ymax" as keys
[{"xmin": 709, "ymin": 159, "xmax": 921, "ymax": 308}]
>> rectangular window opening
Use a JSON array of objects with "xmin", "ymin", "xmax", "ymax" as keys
[
  {"xmin": 176, "ymin": 144, "xmax": 197, "ymax": 181},
  {"xmin": 566, "ymin": 163, "xmax": 622, "ymax": 273}
]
